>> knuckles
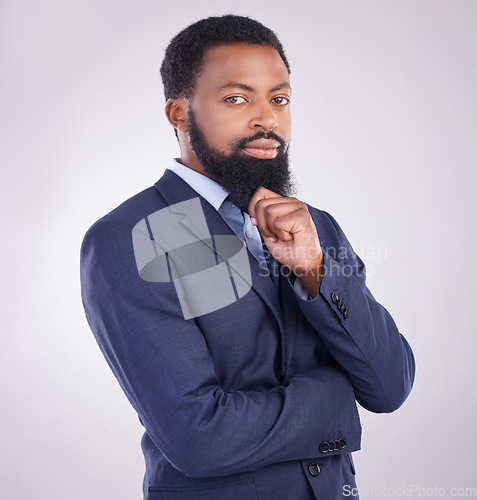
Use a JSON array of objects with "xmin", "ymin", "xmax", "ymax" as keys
[
  {"xmin": 264, "ymin": 204, "xmax": 275, "ymax": 217},
  {"xmin": 252, "ymin": 193, "xmax": 312, "ymax": 236}
]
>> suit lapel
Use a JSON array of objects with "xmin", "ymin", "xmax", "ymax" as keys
[{"xmin": 154, "ymin": 170, "xmax": 285, "ymax": 332}]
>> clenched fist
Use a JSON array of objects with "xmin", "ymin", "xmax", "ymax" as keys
[{"xmin": 248, "ymin": 186, "xmax": 324, "ymax": 298}]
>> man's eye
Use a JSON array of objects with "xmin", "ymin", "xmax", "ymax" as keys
[
  {"xmin": 225, "ymin": 96, "xmax": 247, "ymax": 104},
  {"xmin": 272, "ymin": 96, "xmax": 290, "ymax": 105}
]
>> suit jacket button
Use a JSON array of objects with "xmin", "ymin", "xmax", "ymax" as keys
[
  {"xmin": 339, "ymin": 302, "xmax": 346, "ymax": 313},
  {"xmin": 339, "ymin": 438, "xmax": 346, "ymax": 449},
  {"xmin": 343, "ymin": 308, "xmax": 349, "ymax": 319},
  {"xmin": 319, "ymin": 441, "xmax": 329, "ymax": 453},
  {"xmin": 331, "ymin": 292, "xmax": 339, "ymax": 304},
  {"xmin": 308, "ymin": 462, "xmax": 321, "ymax": 477}
]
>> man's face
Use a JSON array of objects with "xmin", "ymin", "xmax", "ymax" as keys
[{"xmin": 185, "ymin": 44, "xmax": 295, "ymax": 211}]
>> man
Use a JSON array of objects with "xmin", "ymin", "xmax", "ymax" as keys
[{"xmin": 81, "ymin": 15, "xmax": 415, "ymax": 499}]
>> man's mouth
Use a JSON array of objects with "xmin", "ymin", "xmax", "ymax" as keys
[{"xmin": 241, "ymin": 139, "xmax": 280, "ymax": 159}]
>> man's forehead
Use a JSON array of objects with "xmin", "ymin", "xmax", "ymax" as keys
[{"xmin": 195, "ymin": 43, "xmax": 290, "ymax": 91}]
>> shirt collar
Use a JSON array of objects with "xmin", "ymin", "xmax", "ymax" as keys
[{"xmin": 167, "ymin": 158, "xmax": 229, "ymax": 212}]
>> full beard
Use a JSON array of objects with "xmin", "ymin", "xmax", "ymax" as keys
[{"xmin": 187, "ymin": 109, "xmax": 296, "ymax": 212}]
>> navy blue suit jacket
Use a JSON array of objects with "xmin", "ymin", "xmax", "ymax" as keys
[{"xmin": 80, "ymin": 170, "xmax": 415, "ymax": 499}]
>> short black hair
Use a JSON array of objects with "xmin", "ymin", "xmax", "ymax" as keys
[{"xmin": 160, "ymin": 15, "xmax": 290, "ymax": 100}]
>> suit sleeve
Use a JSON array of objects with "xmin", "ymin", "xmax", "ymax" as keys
[
  {"xmin": 80, "ymin": 218, "xmax": 361, "ymax": 478},
  {"xmin": 289, "ymin": 208, "xmax": 416, "ymax": 413}
]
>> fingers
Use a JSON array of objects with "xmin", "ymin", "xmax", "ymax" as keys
[
  {"xmin": 248, "ymin": 188, "xmax": 307, "ymax": 243},
  {"xmin": 247, "ymin": 188, "xmax": 322, "ymax": 277},
  {"xmin": 248, "ymin": 186, "xmax": 278, "ymax": 222},
  {"xmin": 270, "ymin": 207, "xmax": 311, "ymax": 242},
  {"xmin": 259, "ymin": 203, "xmax": 308, "ymax": 242}
]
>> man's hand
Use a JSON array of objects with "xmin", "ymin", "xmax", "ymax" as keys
[{"xmin": 248, "ymin": 187, "xmax": 324, "ymax": 298}]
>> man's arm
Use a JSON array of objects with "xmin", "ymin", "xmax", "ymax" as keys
[
  {"xmin": 80, "ymin": 218, "xmax": 361, "ymax": 479},
  {"xmin": 248, "ymin": 188, "xmax": 415, "ymax": 414},
  {"xmin": 295, "ymin": 208, "xmax": 415, "ymax": 413}
]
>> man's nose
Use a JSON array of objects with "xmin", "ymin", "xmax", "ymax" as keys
[{"xmin": 249, "ymin": 102, "xmax": 278, "ymax": 131}]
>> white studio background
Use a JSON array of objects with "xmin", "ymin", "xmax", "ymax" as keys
[{"xmin": 1, "ymin": 1, "xmax": 476, "ymax": 498}]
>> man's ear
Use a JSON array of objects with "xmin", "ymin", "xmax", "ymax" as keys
[{"xmin": 165, "ymin": 98, "xmax": 189, "ymax": 133}]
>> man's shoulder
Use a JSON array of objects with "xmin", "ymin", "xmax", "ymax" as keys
[
  {"xmin": 84, "ymin": 170, "xmax": 187, "ymax": 236},
  {"xmin": 81, "ymin": 169, "xmax": 204, "ymax": 257},
  {"xmin": 82, "ymin": 178, "xmax": 166, "ymax": 254},
  {"xmin": 96, "ymin": 185, "xmax": 165, "ymax": 227},
  {"xmin": 80, "ymin": 185, "xmax": 161, "ymax": 261}
]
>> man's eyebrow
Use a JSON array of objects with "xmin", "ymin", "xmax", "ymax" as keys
[
  {"xmin": 270, "ymin": 82, "xmax": 291, "ymax": 92},
  {"xmin": 217, "ymin": 82, "xmax": 291, "ymax": 92},
  {"xmin": 218, "ymin": 83, "xmax": 253, "ymax": 92}
]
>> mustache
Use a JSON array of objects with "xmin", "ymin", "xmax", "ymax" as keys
[{"xmin": 233, "ymin": 131, "xmax": 288, "ymax": 151}]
